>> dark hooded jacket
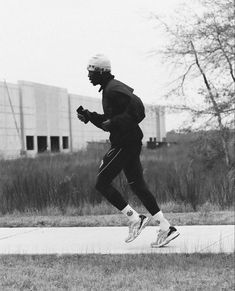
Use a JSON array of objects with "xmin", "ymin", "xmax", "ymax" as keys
[{"xmin": 87, "ymin": 77, "xmax": 144, "ymax": 147}]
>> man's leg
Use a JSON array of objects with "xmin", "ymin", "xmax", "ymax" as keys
[
  {"xmin": 95, "ymin": 146, "xmax": 149, "ymax": 242},
  {"xmin": 124, "ymin": 145, "xmax": 180, "ymax": 247},
  {"xmin": 95, "ymin": 147, "xmax": 134, "ymax": 213}
]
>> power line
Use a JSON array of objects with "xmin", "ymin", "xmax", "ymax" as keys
[{"xmin": 3, "ymin": 79, "xmax": 21, "ymax": 141}]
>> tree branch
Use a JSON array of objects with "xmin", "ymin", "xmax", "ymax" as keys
[{"xmin": 216, "ymin": 34, "xmax": 235, "ymax": 82}]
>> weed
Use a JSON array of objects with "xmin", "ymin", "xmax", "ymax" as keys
[{"xmin": 0, "ymin": 145, "xmax": 234, "ymax": 214}]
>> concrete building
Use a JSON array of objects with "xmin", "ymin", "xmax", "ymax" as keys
[{"xmin": 0, "ymin": 80, "xmax": 166, "ymax": 159}]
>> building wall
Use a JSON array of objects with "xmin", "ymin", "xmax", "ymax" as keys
[
  {"xmin": 140, "ymin": 105, "xmax": 158, "ymax": 141},
  {"xmin": 70, "ymin": 93, "xmax": 108, "ymax": 149},
  {"xmin": 0, "ymin": 80, "xmax": 166, "ymax": 159},
  {"xmin": 18, "ymin": 81, "xmax": 70, "ymax": 156}
]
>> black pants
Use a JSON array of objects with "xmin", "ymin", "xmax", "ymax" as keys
[{"xmin": 95, "ymin": 144, "xmax": 160, "ymax": 215}]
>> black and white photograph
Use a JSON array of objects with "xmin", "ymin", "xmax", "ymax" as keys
[{"xmin": 0, "ymin": 0, "xmax": 234, "ymax": 290}]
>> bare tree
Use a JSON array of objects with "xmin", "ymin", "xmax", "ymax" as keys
[{"xmin": 151, "ymin": 0, "xmax": 235, "ymax": 166}]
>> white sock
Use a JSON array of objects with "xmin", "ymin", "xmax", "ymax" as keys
[
  {"xmin": 121, "ymin": 205, "xmax": 139, "ymax": 223},
  {"xmin": 152, "ymin": 211, "xmax": 170, "ymax": 231}
]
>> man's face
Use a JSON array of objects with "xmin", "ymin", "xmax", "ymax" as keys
[{"xmin": 88, "ymin": 70, "xmax": 102, "ymax": 86}]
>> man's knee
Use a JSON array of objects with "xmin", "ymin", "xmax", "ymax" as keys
[
  {"xmin": 95, "ymin": 179, "xmax": 103, "ymax": 192},
  {"xmin": 95, "ymin": 177, "xmax": 110, "ymax": 193}
]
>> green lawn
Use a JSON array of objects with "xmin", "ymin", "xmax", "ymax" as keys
[
  {"xmin": 0, "ymin": 254, "xmax": 234, "ymax": 290},
  {"xmin": 0, "ymin": 211, "xmax": 233, "ymax": 227}
]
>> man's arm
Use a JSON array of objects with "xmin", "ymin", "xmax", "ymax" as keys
[
  {"xmin": 77, "ymin": 106, "xmax": 107, "ymax": 130},
  {"xmin": 87, "ymin": 111, "xmax": 107, "ymax": 129}
]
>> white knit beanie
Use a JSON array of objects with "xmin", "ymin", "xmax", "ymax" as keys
[{"xmin": 87, "ymin": 54, "xmax": 111, "ymax": 72}]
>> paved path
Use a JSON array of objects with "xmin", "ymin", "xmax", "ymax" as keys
[{"xmin": 0, "ymin": 225, "xmax": 234, "ymax": 254}]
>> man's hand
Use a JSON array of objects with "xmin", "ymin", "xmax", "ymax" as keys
[
  {"xmin": 101, "ymin": 119, "xmax": 111, "ymax": 131},
  {"xmin": 76, "ymin": 106, "xmax": 89, "ymax": 123},
  {"xmin": 77, "ymin": 113, "xmax": 86, "ymax": 123}
]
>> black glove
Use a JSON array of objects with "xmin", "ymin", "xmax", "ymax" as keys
[{"xmin": 76, "ymin": 106, "xmax": 89, "ymax": 124}]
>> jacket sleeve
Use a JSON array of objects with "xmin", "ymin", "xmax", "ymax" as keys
[
  {"xmin": 85, "ymin": 110, "xmax": 107, "ymax": 130},
  {"xmin": 109, "ymin": 91, "xmax": 137, "ymax": 131}
]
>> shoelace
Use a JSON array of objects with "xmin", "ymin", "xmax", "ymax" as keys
[{"xmin": 156, "ymin": 230, "xmax": 167, "ymax": 242}]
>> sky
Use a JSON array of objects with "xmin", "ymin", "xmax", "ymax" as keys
[{"xmin": 0, "ymin": 0, "xmax": 193, "ymax": 131}]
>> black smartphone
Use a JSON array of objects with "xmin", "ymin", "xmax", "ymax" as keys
[
  {"xmin": 76, "ymin": 106, "xmax": 84, "ymax": 114},
  {"xmin": 76, "ymin": 106, "xmax": 89, "ymax": 123}
]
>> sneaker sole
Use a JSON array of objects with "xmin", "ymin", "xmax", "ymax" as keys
[
  {"xmin": 151, "ymin": 231, "xmax": 180, "ymax": 248},
  {"xmin": 125, "ymin": 217, "xmax": 150, "ymax": 243}
]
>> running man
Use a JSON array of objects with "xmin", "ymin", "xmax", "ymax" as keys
[{"xmin": 77, "ymin": 54, "xmax": 179, "ymax": 247}]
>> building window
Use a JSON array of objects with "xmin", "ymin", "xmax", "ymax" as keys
[
  {"xmin": 37, "ymin": 136, "xmax": 47, "ymax": 153},
  {"xmin": 50, "ymin": 136, "xmax": 60, "ymax": 152},
  {"xmin": 26, "ymin": 136, "xmax": 34, "ymax": 150},
  {"xmin": 62, "ymin": 136, "xmax": 69, "ymax": 149}
]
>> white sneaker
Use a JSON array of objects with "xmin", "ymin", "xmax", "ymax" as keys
[
  {"xmin": 151, "ymin": 226, "xmax": 180, "ymax": 248},
  {"xmin": 125, "ymin": 215, "xmax": 150, "ymax": 243}
]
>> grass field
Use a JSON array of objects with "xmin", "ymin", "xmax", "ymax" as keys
[
  {"xmin": 0, "ymin": 210, "xmax": 234, "ymax": 228},
  {"xmin": 1, "ymin": 145, "xmax": 234, "ymax": 215},
  {"xmin": 0, "ymin": 254, "xmax": 234, "ymax": 290},
  {"xmin": 0, "ymin": 200, "xmax": 233, "ymax": 228},
  {"xmin": 0, "ymin": 146, "xmax": 234, "ymax": 290}
]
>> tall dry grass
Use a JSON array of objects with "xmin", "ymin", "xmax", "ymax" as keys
[{"xmin": 0, "ymin": 142, "xmax": 234, "ymax": 214}]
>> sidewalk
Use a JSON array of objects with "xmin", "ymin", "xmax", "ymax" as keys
[{"xmin": 0, "ymin": 225, "xmax": 234, "ymax": 254}]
